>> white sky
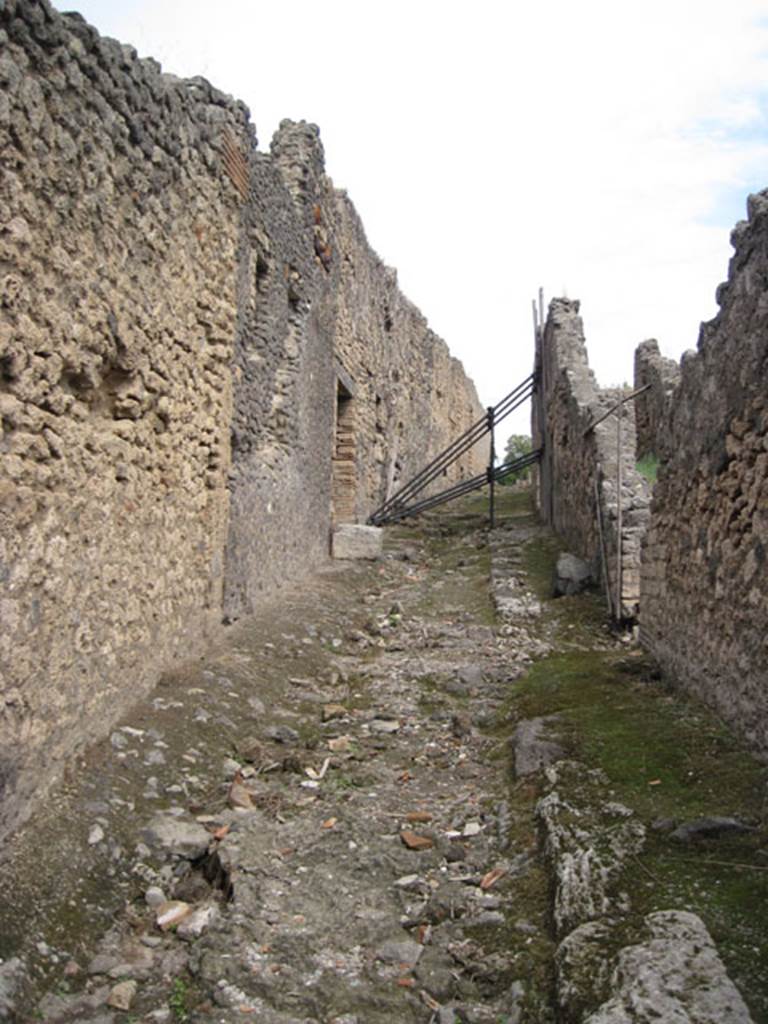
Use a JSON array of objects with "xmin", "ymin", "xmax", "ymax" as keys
[{"xmin": 53, "ymin": 0, "xmax": 768, "ymax": 435}]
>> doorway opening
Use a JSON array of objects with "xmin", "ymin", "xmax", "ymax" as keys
[{"xmin": 332, "ymin": 380, "xmax": 356, "ymax": 525}]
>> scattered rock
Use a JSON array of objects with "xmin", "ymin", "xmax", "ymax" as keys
[
  {"xmin": 176, "ymin": 904, "xmax": 217, "ymax": 941},
  {"xmin": 228, "ymin": 778, "xmax": 255, "ymax": 810},
  {"xmin": 406, "ymin": 810, "xmax": 433, "ymax": 824},
  {"xmin": 155, "ymin": 901, "xmax": 192, "ymax": 931},
  {"xmin": 369, "ymin": 718, "xmax": 400, "ymax": 734},
  {"xmin": 375, "ymin": 939, "xmax": 423, "ymax": 968},
  {"xmin": 322, "ymin": 703, "xmax": 348, "ymax": 722},
  {"xmin": 141, "ymin": 817, "xmax": 211, "ymax": 860},
  {"xmin": 401, "ymin": 831, "xmax": 434, "ymax": 851},
  {"xmin": 555, "ymin": 920, "xmax": 615, "ymax": 1020},
  {"xmin": 88, "ymin": 823, "xmax": 105, "ymax": 845},
  {"xmin": 0, "ymin": 958, "xmax": 24, "ymax": 1020},
  {"xmin": 670, "ymin": 816, "xmax": 756, "ymax": 842},
  {"xmin": 107, "ymin": 979, "xmax": 138, "ymax": 1010},
  {"xmin": 144, "ymin": 886, "xmax": 166, "ymax": 908},
  {"xmin": 264, "ymin": 724, "xmax": 299, "ymax": 745},
  {"xmin": 513, "ymin": 716, "xmax": 565, "ymax": 776},
  {"xmin": 236, "ymin": 737, "xmax": 264, "ymax": 763}
]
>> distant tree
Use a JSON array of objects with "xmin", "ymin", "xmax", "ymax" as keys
[{"xmin": 498, "ymin": 434, "xmax": 532, "ymax": 484}]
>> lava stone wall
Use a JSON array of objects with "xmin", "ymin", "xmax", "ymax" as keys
[
  {"xmin": 532, "ymin": 299, "xmax": 650, "ymax": 619},
  {"xmin": 0, "ymin": 1, "xmax": 248, "ymax": 837},
  {"xmin": 640, "ymin": 192, "xmax": 768, "ymax": 752},
  {"xmin": 634, "ymin": 339, "xmax": 681, "ymax": 462},
  {"xmin": 0, "ymin": 2, "xmax": 485, "ymax": 835},
  {"xmin": 222, "ymin": 120, "xmax": 486, "ymax": 618},
  {"xmin": 221, "ymin": 126, "xmax": 337, "ymax": 618},
  {"xmin": 329, "ymin": 187, "xmax": 487, "ymax": 520}
]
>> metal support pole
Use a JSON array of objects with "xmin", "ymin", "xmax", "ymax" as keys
[
  {"xmin": 615, "ymin": 404, "xmax": 623, "ymax": 621},
  {"xmin": 594, "ymin": 469, "xmax": 613, "ymax": 619},
  {"xmin": 487, "ymin": 406, "xmax": 496, "ymax": 529}
]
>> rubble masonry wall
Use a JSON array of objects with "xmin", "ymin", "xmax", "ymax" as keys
[
  {"xmin": 0, "ymin": 0, "xmax": 485, "ymax": 837},
  {"xmin": 640, "ymin": 193, "xmax": 768, "ymax": 752},
  {"xmin": 532, "ymin": 298, "xmax": 651, "ymax": 619},
  {"xmin": 633, "ymin": 338, "xmax": 681, "ymax": 462}
]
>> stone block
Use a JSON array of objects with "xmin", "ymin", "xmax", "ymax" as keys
[{"xmin": 332, "ymin": 524, "xmax": 383, "ymax": 560}]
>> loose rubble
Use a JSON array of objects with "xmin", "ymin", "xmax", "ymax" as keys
[{"xmin": 0, "ymin": 495, "xmax": 761, "ymax": 1023}]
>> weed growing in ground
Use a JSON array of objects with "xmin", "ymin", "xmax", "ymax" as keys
[{"xmin": 169, "ymin": 977, "xmax": 190, "ymax": 1022}]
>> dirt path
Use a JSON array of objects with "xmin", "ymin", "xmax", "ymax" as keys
[{"xmin": 1, "ymin": 491, "xmax": 766, "ymax": 1024}]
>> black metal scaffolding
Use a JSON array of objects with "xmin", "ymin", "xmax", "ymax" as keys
[{"xmin": 367, "ymin": 374, "xmax": 539, "ymax": 526}]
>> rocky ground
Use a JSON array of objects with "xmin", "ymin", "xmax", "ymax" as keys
[{"xmin": 1, "ymin": 491, "xmax": 766, "ymax": 1023}]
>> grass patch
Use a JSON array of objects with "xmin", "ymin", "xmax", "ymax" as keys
[
  {"xmin": 501, "ymin": 522, "xmax": 768, "ymax": 1021},
  {"xmin": 636, "ymin": 453, "xmax": 660, "ymax": 485}
]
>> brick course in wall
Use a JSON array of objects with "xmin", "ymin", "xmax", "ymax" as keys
[{"xmin": 0, "ymin": 1, "xmax": 485, "ymax": 837}]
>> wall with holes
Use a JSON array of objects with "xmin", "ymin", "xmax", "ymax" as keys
[
  {"xmin": 0, "ymin": 1, "xmax": 485, "ymax": 835},
  {"xmin": 0, "ymin": 1, "xmax": 251, "ymax": 837},
  {"xmin": 532, "ymin": 299, "xmax": 651, "ymax": 619},
  {"xmin": 640, "ymin": 193, "xmax": 768, "ymax": 752}
]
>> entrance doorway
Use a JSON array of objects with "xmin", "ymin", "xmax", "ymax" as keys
[{"xmin": 332, "ymin": 380, "xmax": 356, "ymax": 525}]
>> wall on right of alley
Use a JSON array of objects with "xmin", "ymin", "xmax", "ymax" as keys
[
  {"xmin": 533, "ymin": 189, "xmax": 768, "ymax": 753},
  {"xmin": 639, "ymin": 193, "xmax": 768, "ymax": 754}
]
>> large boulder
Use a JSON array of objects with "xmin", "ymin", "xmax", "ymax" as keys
[
  {"xmin": 553, "ymin": 552, "xmax": 593, "ymax": 596},
  {"xmin": 585, "ymin": 911, "xmax": 754, "ymax": 1023}
]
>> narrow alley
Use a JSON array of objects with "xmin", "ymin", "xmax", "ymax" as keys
[{"xmin": 1, "ymin": 492, "xmax": 766, "ymax": 1023}]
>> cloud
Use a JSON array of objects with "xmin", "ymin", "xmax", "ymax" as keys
[{"xmin": 54, "ymin": 0, "xmax": 768, "ymax": 434}]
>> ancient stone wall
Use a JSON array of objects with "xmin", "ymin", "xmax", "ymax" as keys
[
  {"xmin": 634, "ymin": 339, "xmax": 681, "ymax": 461},
  {"xmin": 640, "ymin": 193, "xmax": 768, "ymax": 752},
  {"xmin": 0, "ymin": 1, "xmax": 248, "ymax": 838},
  {"xmin": 532, "ymin": 299, "xmax": 650, "ymax": 619},
  {"xmin": 329, "ymin": 187, "xmax": 486, "ymax": 521},
  {"xmin": 221, "ymin": 126, "xmax": 337, "ymax": 618},
  {"xmin": 0, "ymin": 1, "xmax": 484, "ymax": 837}
]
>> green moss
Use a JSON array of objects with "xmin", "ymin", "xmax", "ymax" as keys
[{"xmin": 497, "ymin": 523, "xmax": 768, "ymax": 1021}]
